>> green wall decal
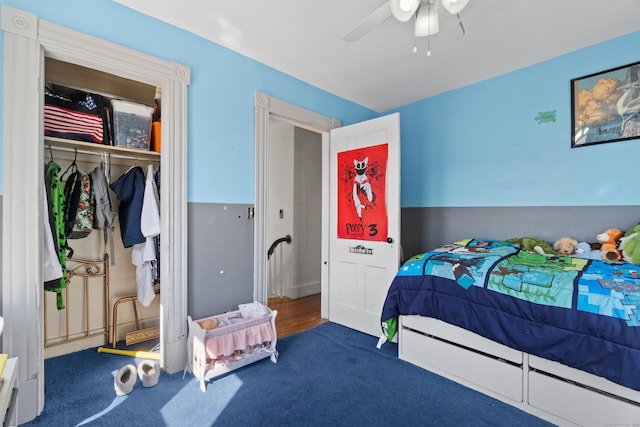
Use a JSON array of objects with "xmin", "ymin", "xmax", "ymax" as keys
[{"xmin": 535, "ymin": 110, "xmax": 556, "ymax": 124}]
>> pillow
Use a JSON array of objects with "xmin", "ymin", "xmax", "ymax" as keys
[{"xmin": 238, "ymin": 302, "xmax": 269, "ymax": 319}]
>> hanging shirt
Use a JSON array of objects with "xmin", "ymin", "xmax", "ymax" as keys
[
  {"xmin": 42, "ymin": 178, "xmax": 63, "ymax": 283},
  {"xmin": 110, "ymin": 166, "xmax": 145, "ymax": 248},
  {"xmin": 152, "ymin": 167, "xmax": 161, "ymax": 283},
  {"xmin": 131, "ymin": 164, "xmax": 161, "ymax": 307},
  {"xmin": 141, "ymin": 164, "xmax": 161, "ymax": 238},
  {"xmin": 44, "ymin": 161, "xmax": 68, "ymax": 310}
]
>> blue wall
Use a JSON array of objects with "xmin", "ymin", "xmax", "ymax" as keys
[
  {"xmin": 390, "ymin": 31, "xmax": 640, "ymax": 208},
  {"xmin": 1, "ymin": 1, "xmax": 639, "ymax": 209},
  {"xmin": 0, "ymin": 0, "xmax": 377, "ymax": 201}
]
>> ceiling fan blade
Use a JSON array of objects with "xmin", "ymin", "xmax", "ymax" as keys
[
  {"xmin": 457, "ymin": 13, "xmax": 466, "ymax": 37},
  {"xmin": 441, "ymin": 0, "xmax": 470, "ymax": 14},
  {"xmin": 343, "ymin": 1, "xmax": 393, "ymax": 42}
]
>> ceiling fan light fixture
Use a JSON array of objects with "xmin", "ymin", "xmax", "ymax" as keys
[
  {"xmin": 440, "ymin": 0, "xmax": 470, "ymax": 15},
  {"xmin": 390, "ymin": 0, "xmax": 420, "ymax": 22},
  {"xmin": 415, "ymin": 2, "xmax": 439, "ymax": 37}
]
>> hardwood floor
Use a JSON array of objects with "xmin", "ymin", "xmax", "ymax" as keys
[{"xmin": 268, "ymin": 293, "xmax": 327, "ymax": 338}]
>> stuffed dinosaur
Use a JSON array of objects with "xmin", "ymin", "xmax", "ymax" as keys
[
  {"xmin": 506, "ymin": 237, "xmax": 556, "ymax": 256},
  {"xmin": 620, "ymin": 223, "xmax": 640, "ymax": 265}
]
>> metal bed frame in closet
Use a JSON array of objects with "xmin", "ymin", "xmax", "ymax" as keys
[{"xmin": 44, "ymin": 254, "xmax": 110, "ymax": 348}]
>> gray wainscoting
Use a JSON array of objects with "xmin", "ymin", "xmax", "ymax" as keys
[
  {"xmin": 0, "ymin": 195, "xmax": 2, "ymax": 312},
  {"xmin": 188, "ymin": 202, "xmax": 255, "ymax": 319},
  {"xmin": 401, "ymin": 205, "xmax": 640, "ymax": 260},
  {"xmin": 3, "ymin": 199, "xmax": 638, "ymax": 320}
]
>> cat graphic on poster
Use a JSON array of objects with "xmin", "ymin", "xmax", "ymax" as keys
[{"xmin": 337, "ymin": 143, "xmax": 388, "ymax": 242}]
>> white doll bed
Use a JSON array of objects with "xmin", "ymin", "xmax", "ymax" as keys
[{"xmin": 186, "ymin": 307, "xmax": 278, "ymax": 392}]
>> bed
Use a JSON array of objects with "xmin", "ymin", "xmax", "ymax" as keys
[
  {"xmin": 380, "ymin": 238, "xmax": 640, "ymax": 426},
  {"xmin": 186, "ymin": 305, "xmax": 278, "ymax": 392}
]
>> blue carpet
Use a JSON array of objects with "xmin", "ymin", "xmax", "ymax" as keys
[{"xmin": 24, "ymin": 322, "xmax": 554, "ymax": 426}]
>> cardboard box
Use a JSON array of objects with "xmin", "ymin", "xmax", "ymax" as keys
[{"xmin": 111, "ymin": 99, "xmax": 154, "ymax": 150}]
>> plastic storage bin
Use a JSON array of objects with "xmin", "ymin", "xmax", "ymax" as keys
[{"xmin": 111, "ymin": 99, "xmax": 154, "ymax": 150}]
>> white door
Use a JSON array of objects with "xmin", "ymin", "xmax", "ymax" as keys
[{"xmin": 328, "ymin": 113, "xmax": 401, "ymax": 337}]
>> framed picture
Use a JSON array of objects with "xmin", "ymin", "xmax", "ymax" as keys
[{"xmin": 571, "ymin": 60, "xmax": 640, "ymax": 148}]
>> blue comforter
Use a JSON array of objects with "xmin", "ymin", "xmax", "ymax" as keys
[{"xmin": 381, "ymin": 239, "xmax": 640, "ymax": 392}]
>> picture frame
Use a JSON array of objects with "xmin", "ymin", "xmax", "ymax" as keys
[{"xmin": 571, "ymin": 60, "xmax": 640, "ymax": 148}]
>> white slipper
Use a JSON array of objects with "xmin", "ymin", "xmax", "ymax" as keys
[
  {"xmin": 137, "ymin": 359, "xmax": 160, "ymax": 388},
  {"xmin": 114, "ymin": 364, "xmax": 137, "ymax": 396}
]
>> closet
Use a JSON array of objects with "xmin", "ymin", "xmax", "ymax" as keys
[
  {"xmin": 43, "ymin": 58, "xmax": 162, "ymax": 359},
  {"xmin": 1, "ymin": 6, "xmax": 190, "ymax": 423}
]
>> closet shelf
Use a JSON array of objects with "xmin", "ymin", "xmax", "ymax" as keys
[{"xmin": 45, "ymin": 136, "xmax": 160, "ymax": 161}]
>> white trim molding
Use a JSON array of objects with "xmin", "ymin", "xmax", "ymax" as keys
[
  {"xmin": 1, "ymin": 6, "xmax": 190, "ymax": 423},
  {"xmin": 253, "ymin": 91, "xmax": 340, "ymax": 312}
]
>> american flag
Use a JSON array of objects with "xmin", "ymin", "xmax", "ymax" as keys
[{"xmin": 45, "ymin": 93, "xmax": 104, "ymax": 144}]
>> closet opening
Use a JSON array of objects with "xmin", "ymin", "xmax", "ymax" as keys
[
  {"xmin": 2, "ymin": 9, "xmax": 190, "ymax": 421},
  {"xmin": 43, "ymin": 58, "xmax": 162, "ymax": 359}
]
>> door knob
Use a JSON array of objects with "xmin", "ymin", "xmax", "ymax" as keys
[{"xmin": 387, "ymin": 237, "xmax": 393, "ymax": 244}]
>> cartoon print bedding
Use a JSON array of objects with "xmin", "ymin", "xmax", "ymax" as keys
[{"xmin": 380, "ymin": 238, "xmax": 640, "ymax": 392}]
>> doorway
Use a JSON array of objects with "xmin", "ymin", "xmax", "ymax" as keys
[
  {"xmin": 266, "ymin": 118, "xmax": 324, "ymax": 335},
  {"xmin": 253, "ymin": 91, "xmax": 341, "ymax": 322}
]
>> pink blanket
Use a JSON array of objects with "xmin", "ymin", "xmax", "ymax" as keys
[{"xmin": 202, "ymin": 312, "xmax": 275, "ymax": 358}]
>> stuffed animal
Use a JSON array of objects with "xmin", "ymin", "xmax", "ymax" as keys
[
  {"xmin": 553, "ymin": 237, "xmax": 578, "ymax": 256},
  {"xmin": 597, "ymin": 228, "xmax": 624, "ymax": 245},
  {"xmin": 601, "ymin": 244, "xmax": 623, "ymax": 261},
  {"xmin": 573, "ymin": 242, "xmax": 604, "ymax": 260},
  {"xmin": 620, "ymin": 223, "xmax": 640, "ymax": 265},
  {"xmin": 506, "ymin": 237, "xmax": 556, "ymax": 256},
  {"xmin": 596, "ymin": 228, "xmax": 624, "ymax": 261}
]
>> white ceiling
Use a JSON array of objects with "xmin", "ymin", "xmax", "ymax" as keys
[{"xmin": 114, "ymin": 0, "xmax": 640, "ymax": 112}]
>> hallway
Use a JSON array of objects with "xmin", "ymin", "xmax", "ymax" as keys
[{"xmin": 268, "ymin": 293, "xmax": 326, "ymax": 338}]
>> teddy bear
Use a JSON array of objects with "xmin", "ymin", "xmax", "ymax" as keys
[
  {"xmin": 596, "ymin": 228, "xmax": 624, "ymax": 261},
  {"xmin": 620, "ymin": 223, "xmax": 640, "ymax": 265},
  {"xmin": 554, "ymin": 237, "xmax": 606, "ymax": 259},
  {"xmin": 552, "ymin": 237, "xmax": 578, "ymax": 256}
]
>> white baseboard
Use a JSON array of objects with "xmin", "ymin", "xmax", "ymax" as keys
[{"xmin": 286, "ymin": 280, "xmax": 321, "ymax": 299}]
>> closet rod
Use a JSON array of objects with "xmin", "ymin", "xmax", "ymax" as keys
[{"xmin": 46, "ymin": 144, "xmax": 159, "ymax": 162}]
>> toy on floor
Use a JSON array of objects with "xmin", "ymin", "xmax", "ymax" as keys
[{"xmin": 98, "ymin": 347, "xmax": 161, "ymax": 360}]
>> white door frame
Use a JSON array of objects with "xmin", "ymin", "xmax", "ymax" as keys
[
  {"xmin": 254, "ymin": 92, "xmax": 340, "ymax": 317},
  {"xmin": 1, "ymin": 7, "xmax": 189, "ymax": 422}
]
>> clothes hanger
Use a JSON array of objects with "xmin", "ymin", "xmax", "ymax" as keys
[
  {"xmin": 102, "ymin": 152, "xmax": 111, "ymax": 184},
  {"xmin": 123, "ymin": 156, "xmax": 141, "ymax": 175},
  {"xmin": 60, "ymin": 148, "xmax": 78, "ymax": 181}
]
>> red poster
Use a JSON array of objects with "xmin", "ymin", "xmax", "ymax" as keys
[{"xmin": 337, "ymin": 143, "xmax": 388, "ymax": 241}]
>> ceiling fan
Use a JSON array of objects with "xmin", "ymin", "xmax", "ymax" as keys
[{"xmin": 343, "ymin": 0, "xmax": 470, "ymax": 45}]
